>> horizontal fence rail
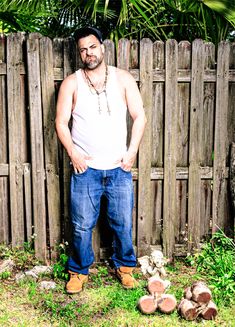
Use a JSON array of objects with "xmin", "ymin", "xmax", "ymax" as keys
[{"xmin": 0, "ymin": 33, "xmax": 234, "ymax": 261}]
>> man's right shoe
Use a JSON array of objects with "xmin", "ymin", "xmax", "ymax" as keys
[{"xmin": 66, "ymin": 271, "xmax": 88, "ymax": 294}]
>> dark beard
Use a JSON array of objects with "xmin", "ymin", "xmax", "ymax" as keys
[{"xmin": 83, "ymin": 55, "xmax": 103, "ymax": 70}]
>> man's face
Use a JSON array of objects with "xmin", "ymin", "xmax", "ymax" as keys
[{"xmin": 78, "ymin": 34, "xmax": 104, "ymax": 70}]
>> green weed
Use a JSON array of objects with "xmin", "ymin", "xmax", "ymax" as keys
[
  {"xmin": 90, "ymin": 265, "xmax": 109, "ymax": 287},
  {"xmin": 0, "ymin": 271, "xmax": 11, "ymax": 279},
  {"xmin": 188, "ymin": 230, "xmax": 235, "ymax": 305},
  {"xmin": 53, "ymin": 243, "xmax": 69, "ymax": 280}
]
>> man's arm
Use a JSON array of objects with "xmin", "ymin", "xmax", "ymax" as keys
[
  {"xmin": 55, "ymin": 74, "xmax": 90, "ymax": 173},
  {"xmin": 119, "ymin": 70, "xmax": 147, "ymax": 171}
]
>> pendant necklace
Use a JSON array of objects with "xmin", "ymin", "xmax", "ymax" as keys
[{"xmin": 84, "ymin": 65, "xmax": 111, "ymax": 115}]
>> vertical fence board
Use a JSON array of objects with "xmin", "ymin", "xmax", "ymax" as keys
[
  {"xmin": 0, "ymin": 34, "xmax": 9, "ymax": 243},
  {"xmin": 200, "ymin": 43, "xmax": 215, "ymax": 237},
  {"xmin": 138, "ymin": 39, "xmax": 153, "ymax": 256},
  {"xmin": 116, "ymin": 38, "xmax": 139, "ymax": 251},
  {"xmin": 130, "ymin": 40, "xmax": 139, "ymax": 69},
  {"xmin": 151, "ymin": 41, "xmax": 164, "ymax": 245},
  {"xmin": 230, "ymin": 143, "xmax": 235, "ymax": 222},
  {"xmin": 40, "ymin": 37, "xmax": 60, "ymax": 259},
  {"xmin": 188, "ymin": 40, "xmax": 205, "ymax": 250},
  {"xmin": 163, "ymin": 40, "xmax": 178, "ymax": 258},
  {"xmin": 63, "ymin": 38, "xmax": 76, "ymax": 245},
  {"xmin": 104, "ymin": 40, "xmax": 115, "ymax": 66},
  {"xmin": 117, "ymin": 39, "xmax": 134, "ymax": 168},
  {"xmin": 117, "ymin": 39, "xmax": 130, "ymax": 70},
  {"xmin": 27, "ymin": 35, "xmax": 47, "ymax": 260},
  {"xmin": 152, "ymin": 41, "xmax": 164, "ymax": 167},
  {"xmin": 130, "ymin": 41, "xmax": 139, "ymax": 169},
  {"xmin": 176, "ymin": 41, "xmax": 191, "ymax": 243},
  {"xmin": 129, "ymin": 41, "xmax": 139, "ymax": 241},
  {"xmin": 212, "ymin": 42, "xmax": 230, "ymax": 232},
  {"xmin": 228, "ymin": 45, "xmax": 235, "ymax": 232},
  {"xmin": 228, "ymin": 43, "xmax": 235, "ymax": 149},
  {"xmin": 7, "ymin": 33, "xmax": 25, "ymax": 246},
  {"xmin": 23, "ymin": 163, "xmax": 32, "ymax": 242}
]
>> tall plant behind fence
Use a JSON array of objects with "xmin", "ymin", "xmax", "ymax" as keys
[{"xmin": 0, "ymin": 33, "xmax": 234, "ymax": 261}]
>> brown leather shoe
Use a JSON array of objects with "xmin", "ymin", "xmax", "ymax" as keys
[
  {"xmin": 116, "ymin": 266, "xmax": 139, "ymax": 289},
  {"xmin": 66, "ymin": 271, "xmax": 88, "ymax": 294}
]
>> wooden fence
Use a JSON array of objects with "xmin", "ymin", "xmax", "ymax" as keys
[{"xmin": 0, "ymin": 33, "xmax": 234, "ymax": 262}]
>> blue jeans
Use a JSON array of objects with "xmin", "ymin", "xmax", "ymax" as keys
[{"xmin": 67, "ymin": 167, "xmax": 136, "ymax": 274}]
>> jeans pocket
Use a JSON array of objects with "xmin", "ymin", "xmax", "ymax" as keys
[{"xmin": 73, "ymin": 167, "xmax": 89, "ymax": 176}]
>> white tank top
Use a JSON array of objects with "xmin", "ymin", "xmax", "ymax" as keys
[{"xmin": 71, "ymin": 66, "xmax": 128, "ymax": 170}]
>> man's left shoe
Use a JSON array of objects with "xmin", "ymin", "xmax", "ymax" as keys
[{"xmin": 116, "ymin": 266, "xmax": 139, "ymax": 289}]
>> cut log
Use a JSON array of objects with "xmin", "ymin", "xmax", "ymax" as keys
[
  {"xmin": 157, "ymin": 294, "xmax": 177, "ymax": 314},
  {"xmin": 191, "ymin": 282, "xmax": 211, "ymax": 304},
  {"xmin": 178, "ymin": 299, "xmax": 199, "ymax": 321},
  {"xmin": 147, "ymin": 276, "xmax": 168, "ymax": 295},
  {"xmin": 201, "ymin": 301, "xmax": 218, "ymax": 320},
  {"xmin": 184, "ymin": 286, "xmax": 192, "ymax": 300},
  {"xmin": 138, "ymin": 295, "xmax": 158, "ymax": 314}
]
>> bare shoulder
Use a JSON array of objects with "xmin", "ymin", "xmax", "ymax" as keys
[
  {"xmin": 113, "ymin": 67, "xmax": 136, "ymax": 86},
  {"xmin": 60, "ymin": 72, "xmax": 77, "ymax": 93}
]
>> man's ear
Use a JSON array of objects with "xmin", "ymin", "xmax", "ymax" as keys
[{"xmin": 101, "ymin": 44, "xmax": 105, "ymax": 54}]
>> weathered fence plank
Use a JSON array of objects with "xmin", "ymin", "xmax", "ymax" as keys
[
  {"xmin": 23, "ymin": 163, "xmax": 32, "ymax": 242},
  {"xmin": 104, "ymin": 39, "xmax": 115, "ymax": 66},
  {"xmin": 138, "ymin": 38, "xmax": 153, "ymax": 256},
  {"xmin": 62, "ymin": 38, "xmax": 75, "ymax": 246},
  {"xmin": 230, "ymin": 143, "xmax": 235, "ymax": 222},
  {"xmin": 163, "ymin": 40, "xmax": 178, "ymax": 258},
  {"xmin": 176, "ymin": 41, "xmax": 191, "ymax": 243},
  {"xmin": 228, "ymin": 44, "xmax": 235, "ymax": 233},
  {"xmin": 188, "ymin": 39, "xmax": 205, "ymax": 250},
  {"xmin": 6, "ymin": 33, "xmax": 25, "ymax": 246},
  {"xmin": 212, "ymin": 41, "xmax": 230, "ymax": 233},
  {"xmin": 151, "ymin": 40, "xmax": 164, "ymax": 246},
  {"xmin": 200, "ymin": 42, "xmax": 215, "ymax": 238},
  {"xmin": 40, "ymin": 36, "xmax": 60, "ymax": 259},
  {"xmin": 27, "ymin": 34, "xmax": 47, "ymax": 260},
  {"xmin": 228, "ymin": 43, "xmax": 235, "ymax": 147},
  {"xmin": 0, "ymin": 34, "xmax": 9, "ymax": 243}
]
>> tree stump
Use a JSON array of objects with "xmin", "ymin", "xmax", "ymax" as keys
[
  {"xmin": 138, "ymin": 295, "xmax": 158, "ymax": 314},
  {"xmin": 191, "ymin": 282, "xmax": 211, "ymax": 304},
  {"xmin": 147, "ymin": 276, "xmax": 169, "ymax": 295},
  {"xmin": 157, "ymin": 294, "xmax": 177, "ymax": 314},
  {"xmin": 201, "ymin": 301, "xmax": 218, "ymax": 320},
  {"xmin": 178, "ymin": 299, "xmax": 199, "ymax": 321}
]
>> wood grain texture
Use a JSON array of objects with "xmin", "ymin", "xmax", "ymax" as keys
[
  {"xmin": 27, "ymin": 34, "xmax": 47, "ymax": 260},
  {"xmin": 138, "ymin": 38, "xmax": 153, "ymax": 256},
  {"xmin": 163, "ymin": 39, "xmax": 178, "ymax": 258},
  {"xmin": 0, "ymin": 34, "xmax": 9, "ymax": 243},
  {"xmin": 6, "ymin": 33, "xmax": 25, "ymax": 246},
  {"xmin": 188, "ymin": 40, "xmax": 205, "ymax": 250},
  {"xmin": 40, "ymin": 36, "xmax": 60, "ymax": 260},
  {"xmin": 212, "ymin": 41, "xmax": 230, "ymax": 233}
]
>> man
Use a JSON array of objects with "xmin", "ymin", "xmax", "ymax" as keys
[{"xmin": 55, "ymin": 26, "xmax": 146, "ymax": 294}]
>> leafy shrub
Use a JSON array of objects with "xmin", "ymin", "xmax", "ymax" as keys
[
  {"xmin": 189, "ymin": 230, "xmax": 235, "ymax": 305},
  {"xmin": 53, "ymin": 243, "xmax": 69, "ymax": 280}
]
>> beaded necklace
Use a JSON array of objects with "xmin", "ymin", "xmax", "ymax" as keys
[{"xmin": 83, "ymin": 65, "xmax": 111, "ymax": 115}]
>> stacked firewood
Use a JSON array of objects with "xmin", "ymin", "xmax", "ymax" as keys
[
  {"xmin": 178, "ymin": 281, "xmax": 218, "ymax": 321},
  {"xmin": 138, "ymin": 276, "xmax": 177, "ymax": 314}
]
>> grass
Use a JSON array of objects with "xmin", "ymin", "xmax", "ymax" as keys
[{"xmin": 0, "ymin": 242, "xmax": 235, "ymax": 326}]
